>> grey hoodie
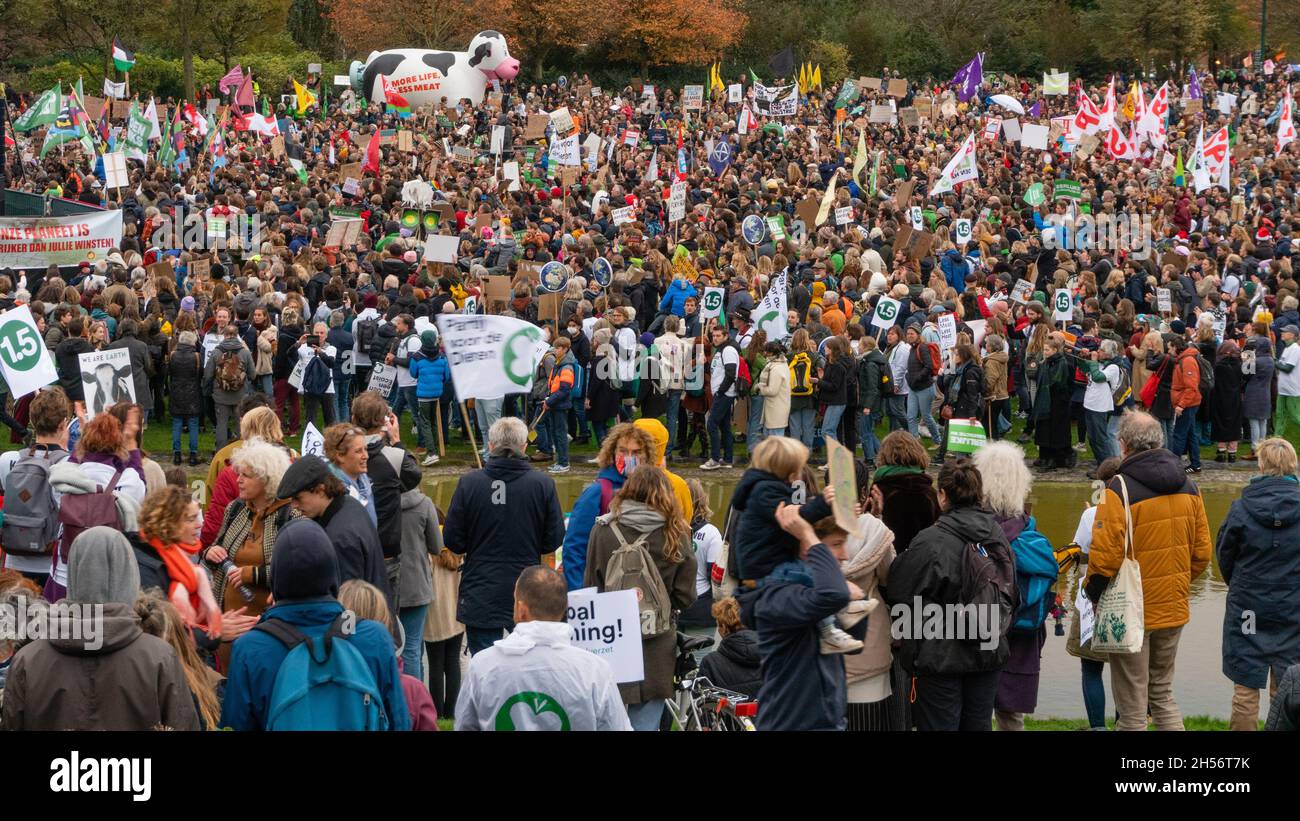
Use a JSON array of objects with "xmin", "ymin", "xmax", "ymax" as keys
[
  {"xmin": 399, "ymin": 488, "xmax": 442, "ymax": 608},
  {"xmin": 67, "ymin": 526, "xmax": 140, "ymax": 604}
]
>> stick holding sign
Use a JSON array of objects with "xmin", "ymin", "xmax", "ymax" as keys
[{"xmin": 826, "ymin": 438, "xmax": 863, "ymax": 538}]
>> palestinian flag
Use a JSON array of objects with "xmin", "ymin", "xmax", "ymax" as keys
[{"xmin": 112, "ymin": 38, "xmax": 135, "ymax": 73}]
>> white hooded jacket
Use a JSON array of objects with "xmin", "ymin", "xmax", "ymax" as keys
[{"xmin": 455, "ymin": 620, "xmax": 632, "ymax": 731}]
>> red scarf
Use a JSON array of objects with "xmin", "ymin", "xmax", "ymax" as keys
[{"xmin": 148, "ymin": 535, "xmax": 202, "ymax": 613}]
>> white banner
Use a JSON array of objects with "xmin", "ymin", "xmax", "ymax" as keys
[
  {"xmin": 78, "ymin": 348, "xmax": 135, "ymax": 419},
  {"xmin": 436, "ymin": 314, "xmax": 543, "ymax": 400},
  {"xmin": 755, "ymin": 270, "xmax": 789, "ymax": 340},
  {"xmin": 549, "ymin": 134, "xmax": 581, "ymax": 166},
  {"xmin": 0, "ymin": 305, "xmax": 59, "ymax": 399},
  {"xmin": 567, "ymin": 588, "xmax": 644, "ymax": 684},
  {"xmin": 0, "ymin": 211, "xmax": 123, "ymax": 269}
]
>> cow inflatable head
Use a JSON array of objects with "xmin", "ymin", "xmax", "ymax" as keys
[{"xmin": 467, "ymin": 31, "xmax": 520, "ymax": 82}]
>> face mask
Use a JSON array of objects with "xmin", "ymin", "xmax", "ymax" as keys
[
  {"xmin": 568, "ymin": 326, "xmax": 578, "ymax": 334},
  {"xmin": 615, "ymin": 453, "xmax": 639, "ymax": 475}
]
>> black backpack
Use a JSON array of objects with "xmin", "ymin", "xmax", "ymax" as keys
[
  {"xmin": 369, "ymin": 322, "xmax": 397, "ymax": 363},
  {"xmin": 355, "ymin": 317, "xmax": 379, "ymax": 355},
  {"xmin": 959, "ymin": 539, "xmax": 1017, "ymax": 647}
]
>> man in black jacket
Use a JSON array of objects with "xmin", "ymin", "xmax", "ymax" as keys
[
  {"xmin": 278, "ymin": 455, "xmax": 391, "ymax": 611},
  {"xmin": 352, "ymin": 390, "xmax": 421, "ymax": 603},
  {"xmin": 442, "ymin": 417, "xmax": 566, "ymax": 655}
]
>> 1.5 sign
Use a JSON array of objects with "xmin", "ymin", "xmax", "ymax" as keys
[{"xmin": 0, "ymin": 305, "xmax": 58, "ymax": 399}]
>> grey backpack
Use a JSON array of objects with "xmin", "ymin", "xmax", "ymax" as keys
[
  {"xmin": 2, "ymin": 446, "xmax": 69, "ymax": 556},
  {"xmin": 604, "ymin": 520, "xmax": 673, "ymax": 638}
]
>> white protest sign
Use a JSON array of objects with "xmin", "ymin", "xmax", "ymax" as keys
[
  {"xmin": 78, "ymin": 348, "xmax": 135, "ymax": 418},
  {"xmin": 1216, "ymin": 93, "xmax": 1237, "ymax": 115},
  {"xmin": 1021, "ymin": 123, "xmax": 1050, "ymax": 151},
  {"xmin": 909, "ymin": 206, "xmax": 924, "ymax": 230},
  {"xmin": 436, "ymin": 314, "xmax": 542, "ymax": 400},
  {"xmin": 567, "ymin": 588, "xmax": 644, "ymax": 684},
  {"xmin": 102, "ymin": 152, "xmax": 129, "ymax": 190},
  {"xmin": 490, "ymin": 125, "xmax": 505, "ymax": 155},
  {"xmin": 872, "ymin": 296, "xmax": 902, "ymax": 330},
  {"xmin": 301, "ymin": 422, "xmax": 324, "ymax": 457},
  {"xmin": 423, "ymin": 234, "xmax": 459, "ymax": 264},
  {"xmin": 954, "ymin": 219, "xmax": 972, "ymax": 245},
  {"xmin": 462, "ymin": 295, "xmax": 478, "ymax": 315},
  {"xmin": 1011, "ymin": 279, "xmax": 1034, "ymax": 304},
  {"xmin": 835, "ymin": 206, "xmax": 854, "ymax": 226},
  {"xmin": 612, "ymin": 206, "xmax": 635, "ymax": 226},
  {"xmin": 728, "ymin": 83, "xmax": 742, "ymax": 103},
  {"xmin": 938, "ymin": 314, "xmax": 958, "ymax": 351},
  {"xmin": 333, "ymin": 75, "xmax": 350, "ymax": 86},
  {"xmin": 549, "ymin": 133, "xmax": 581, "ymax": 166},
  {"xmin": 368, "ymin": 362, "xmax": 397, "ymax": 397},
  {"xmin": 1156, "ymin": 287, "xmax": 1172, "ymax": 312},
  {"xmin": 683, "ymin": 85, "xmax": 704, "ymax": 110},
  {"xmin": 966, "ymin": 318, "xmax": 987, "ymax": 350},
  {"xmin": 1002, "ymin": 119, "xmax": 1022, "ymax": 143},
  {"xmin": 1052, "ymin": 288, "xmax": 1073, "ymax": 321},
  {"xmin": 0, "ymin": 305, "xmax": 59, "ymax": 399},
  {"xmin": 669, "ymin": 181, "xmax": 686, "ymax": 223},
  {"xmin": 701, "ymin": 287, "xmax": 725, "ymax": 319}
]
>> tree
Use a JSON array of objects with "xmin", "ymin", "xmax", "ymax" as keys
[
  {"xmin": 493, "ymin": 0, "xmax": 617, "ymax": 80},
  {"xmin": 329, "ymin": 0, "xmax": 498, "ymax": 57},
  {"xmin": 155, "ymin": 0, "xmax": 207, "ymax": 100},
  {"xmin": 608, "ymin": 0, "xmax": 746, "ymax": 73},
  {"xmin": 44, "ymin": 0, "xmax": 136, "ymax": 77},
  {"xmin": 1089, "ymin": 0, "xmax": 1214, "ymax": 73},
  {"xmin": 206, "ymin": 0, "xmax": 291, "ymax": 70},
  {"xmin": 288, "ymin": 0, "xmax": 341, "ymax": 56}
]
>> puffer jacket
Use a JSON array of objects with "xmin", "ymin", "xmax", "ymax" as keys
[
  {"xmin": 658, "ymin": 278, "xmax": 694, "ymax": 317},
  {"xmin": 698, "ymin": 630, "xmax": 764, "ymax": 698},
  {"xmin": 1085, "ymin": 447, "xmax": 1212, "ymax": 630},
  {"xmin": 1170, "ymin": 346, "xmax": 1203, "ymax": 410},
  {"xmin": 982, "ymin": 350, "xmax": 1009, "ymax": 401}
]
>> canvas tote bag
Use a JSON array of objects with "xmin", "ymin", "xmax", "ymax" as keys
[{"xmin": 1091, "ymin": 475, "xmax": 1145, "ymax": 653}]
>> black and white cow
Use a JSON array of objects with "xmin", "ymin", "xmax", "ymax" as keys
[{"xmin": 349, "ymin": 31, "xmax": 521, "ymax": 109}]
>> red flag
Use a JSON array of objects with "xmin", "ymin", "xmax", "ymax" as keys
[
  {"xmin": 235, "ymin": 74, "xmax": 255, "ymax": 111},
  {"xmin": 380, "ymin": 75, "xmax": 409, "ymax": 111},
  {"xmin": 363, "ymin": 128, "xmax": 381, "ymax": 175}
]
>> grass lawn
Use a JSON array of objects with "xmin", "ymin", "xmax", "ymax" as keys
[{"xmin": 1024, "ymin": 715, "xmax": 1246, "ymax": 731}]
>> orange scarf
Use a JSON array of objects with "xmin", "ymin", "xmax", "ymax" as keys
[{"xmin": 148, "ymin": 535, "xmax": 203, "ymax": 611}]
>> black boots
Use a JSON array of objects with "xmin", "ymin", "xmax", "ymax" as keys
[{"xmin": 173, "ymin": 451, "xmax": 182, "ymax": 466}]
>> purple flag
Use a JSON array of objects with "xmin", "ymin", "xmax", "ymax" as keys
[
  {"xmin": 952, "ymin": 52, "xmax": 985, "ymax": 103},
  {"xmin": 1188, "ymin": 69, "xmax": 1202, "ymax": 100},
  {"xmin": 219, "ymin": 65, "xmax": 244, "ymax": 96},
  {"xmin": 1028, "ymin": 100, "xmax": 1041, "ymax": 118}
]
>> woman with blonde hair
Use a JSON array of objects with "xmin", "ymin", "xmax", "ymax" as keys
[
  {"xmin": 338, "ymin": 579, "xmax": 439, "ymax": 730},
  {"xmin": 138, "ymin": 485, "xmax": 221, "ymax": 631},
  {"xmin": 134, "ymin": 590, "xmax": 224, "ymax": 729},
  {"xmin": 585, "ymin": 466, "xmax": 697, "ymax": 730}
]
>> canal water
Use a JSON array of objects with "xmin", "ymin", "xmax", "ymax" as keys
[{"xmin": 423, "ymin": 474, "xmax": 1244, "ymax": 720}]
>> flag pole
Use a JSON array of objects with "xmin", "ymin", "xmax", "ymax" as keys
[{"xmin": 461, "ymin": 400, "xmax": 483, "ymax": 469}]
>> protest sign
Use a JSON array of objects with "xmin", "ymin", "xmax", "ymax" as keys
[
  {"xmin": 909, "ymin": 206, "xmax": 924, "ymax": 230},
  {"xmin": 1156, "ymin": 287, "xmax": 1172, "ymax": 312},
  {"xmin": 301, "ymin": 422, "xmax": 324, "ymax": 458},
  {"xmin": 566, "ymin": 588, "xmax": 644, "ymax": 684},
  {"xmin": 826, "ymin": 438, "xmax": 863, "ymax": 538},
  {"xmin": 550, "ymin": 106, "xmax": 576, "ymax": 138},
  {"xmin": 1053, "ymin": 289, "xmax": 1073, "ymax": 321},
  {"xmin": 368, "ymin": 363, "xmax": 396, "ymax": 397},
  {"xmin": 900, "ymin": 108, "xmax": 920, "ymax": 128},
  {"xmin": 436, "ymin": 314, "xmax": 543, "ymax": 400},
  {"xmin": 872, "ymin": 296, "xmax": 901, "ymax": 329},
  {"xmin": 78, "ymin": 348, "xmax": 135, "ymax": 418},
  {"xmin": 0, "ymin": 305, "xmax": 59, "ymax": 399},
  {"xmin": 1043, "ymin": 71, "xmax": 1070, "ymax": 95},
  {"xmin": 1011, "ymin": 279, "xmax": 1034, "ymax": 304},
  {"xmin": 938, "ymin": 313, "xmax": 958, "ymax": 351},
  {"xmin": 869, "ymin": 104, "xmax": 895, "ymax": 124},
  {"xmin": 954, "ymin": 218, "xmax": 972, "ymax": 245},
  {"xmin": 190, "ymin": 256, "xmax": 211, "ymax": 278},
  {"xmin": 525, "ymin": 114, "xmax": 548, "ymax": 140},
  {"xmin": 835, "ymin": 206, "xmax": 854, "ymax": 226},
  {"xmin": 683, "ymin": 85, "xmax": 704, "ymax": 110},
  {"xmin": 612, "ymin": 206, "xmax": 635, "ymax": 226},
  {"xmin": 728, "ymin": 83, "xmax": 742, "ymax": 103},
  {"xmin": 1002, "ymin": 119, "xmax": 1022, "ymax": 143},
  {"xmin": 0, "ymin": 211, "xmax": 123, "ymax": 269},
  {"xmin": 887, "ymin": 78, "xmax": 908, "ymax": 98},
  {"xmin": 947, "ymin": 418, "xmax": 987, "ymax": 454},
  {"xmin": 423, "ymin": 235, "xmax": 458, "ymax": 264},
  {"xmin": 765, "ymin": 215, "xmax": 787, "ymax": 240},
  {"xmin": 701, "ymin": 287, "xmax": 725, "ymax": 319},
  {"xmin": 669, "ymin": 181, "xmax": 687, "ymax": 222}
]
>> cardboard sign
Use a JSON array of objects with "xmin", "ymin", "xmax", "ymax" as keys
[
  {"xmin": 900, "ymin": 108, "xmax": 920, "ymax": 128},
  {"xmin": 537, "ymin": 292, "xmax": 563, "ymax": 324},
  {"xmin": 397, "ymin": 130, "xmax": 414, "ymax": 152},
  {"xmin": 340, "ymin": 162, "xmax": 362, "ymax": 181},
  {"xmin": 795, "ymin": 197, "xmax": 820, "ymax": 227},
  {"xmin": 894, "ymin": 179, "xmax": 914, "ymax": 209},
  {"xmin": 1160, "ymin": 250, "xmax": 1188, "ymax": 272},
  {"xmin": 1074, "ymin": 132, "xmax": 1101, "ymax": 160},
  {"xmin": 826, "ymin": 439, "xmax": 863, "ymax": 538},
  {"xmin": 869, "ymin": 104, "xmax": 895, "ymax": 124},
  {"xmin": 860, "ymin": 77, "xmax": 882, "ymax": 91},
  {"xmin": 611, "ymin": 206, "xmax": 635, "ymax": 226},
  {"xmin": 483, "ymin": 275, "xmax": 513, "ymax": 311},
  {"xmin": 189, "ymin": 256, "xmax": 211, "ymax": 279},
  {"xmin": 525, "ymin": 114, "xmax": 549, "ymax": 140},
  {"xmin": 887, "ymin": 78, "xmax": 908, "ymax": 98},
  {"xmin": 914, "ymin": 96, "xmax": 932, "ymax": 118}
]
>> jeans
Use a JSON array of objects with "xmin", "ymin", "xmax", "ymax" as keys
[
  {"xmin": 858, "ymin": 409, "xmax": 880, "ymax": 461},
  {"xmin": 788, "ymin": 407, "xmax": 816, "ymax": 448},
  {"xmin": 1082, "ymin": 658, "xmax": 1107, "ymax": 729},
  {"xmin": 763, "ymin": 427, "xmax": 786, "ymax": 438},
  {"xmin": 466, "ymin": 624, "xmax": 509, "ymax": 656},
  {"xmin": 664, "ymin": 389, "xmax": 683, "ymax": 453},
  {"xmin": 626, "ymin": 698, "xmax": 666, "ymax": 731},
  {"xmin": 172, "ymin": 415, "xmax": 199, "ymax": 454},
  {"xmin": 398, "ymin": 604, "xmax": 428, "ymax": 681},
  {"xmin": 474, "ymin": 398, "xmax": 503, "ymax": 458},
  {"xmin": 1160, "ymin": 416, "xmax": 1174, "ymax": 449},
  {"xmin": 548, "ymin": 405, "xmax": 570, "ymax": 467},
  {"xmin": 747, "ymin": 393, "xmax": 765, "ymax": 449},
  {"xmin": 885, "ymin": 393, "xmax": 908, "ymax": 431},
  {"xmin": 907, "ymin": 384, "xmax": 941, "ymax": 440},
  {"xmin": 707, "ymin": 393, "xmax": 735, "ymax": 462},
  {"xmin": 1248, "ymin": 418, "xmax": 1268, "ymax": 447},
  {"xmin": 1085, "ymin": 409, "xmax": 1118, "ymax": 465},
  {"xmin": 819, "ymin": 403, "xmax": 846, "ymax": 444},
  {"xmin": 415, "ymin": 399, "xmax": 437, "ymax": 455},
  {"xmin": 1170, "ymin": 405, "xmax": 1201, "ymax": 469},
  {"xmin": 333, "ymin": 376, "xmax": 353, "ymax": 422},
  {"xmin": 258, "ymin": 374, "xmax": 274, "ymax": 396},
  {"xmin": 913, "ymin": 670, "xmax": 1001, "ymax": 731},
  {"xmin": 391, "ymin": 385, "xmax": 420, "ymax": 445},
  {"xmin": 425, "ymin": 634, "xmax": 464, "ymax": 719}
]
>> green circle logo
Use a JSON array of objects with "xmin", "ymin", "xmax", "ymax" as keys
[
  {"xmin": 495, "ymin": 691, "xmax": 571, "ymax": 731},
  {"xmin": 759, "ymin": 309, "xmax": 781, "ymax": 330},
  {"xmin": 876, "ymin": 300, "xmax": 898, "ymax": 322},
  {"xmin": 0, "ymin": 319, "xmax": 43, "ymax": 372},
  {"xmin": 703, "ymin": 291, "xmax": 723, "ymax": 312},
  {"xmin": 1055, "ymin": 291, "xmax": 1071, "ymax": 313},
  {"xmin": 502, "ymin": 326, "xmax": 542, "ymax": 387}
]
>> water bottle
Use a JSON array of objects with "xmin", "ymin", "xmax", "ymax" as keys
[{"xmin": 219, "ymin": 559, "xmax": 256, "ymax": 602}]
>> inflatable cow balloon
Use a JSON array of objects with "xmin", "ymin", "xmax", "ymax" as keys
[{"xmin": 348, "ymin": 31, "xmax": 521, "ymax": 109}]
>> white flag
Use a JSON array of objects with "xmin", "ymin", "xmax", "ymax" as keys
[
  {"xmin": 1278, "ymin": 88, "xmax": 1296, "ymax": 155},
  {"xmin": 754, "ymin": 270, "xmax": 789, "ymax": 340},
  {"xmin": 103, "ymin": 78, "xmax": 127, "ymax": 99},
  {"xmin": 144, "ymin": 98, "xmax": 161, "ymax": 140},
  {"xmin": 1191, "ymin": 126, "xmax": 1212, "ymax": 193},
  {"xmin": 644, "ymin": 148, "xmax": 659, "ymax": 183},
  {"xmin": 930, "ymin": 132, "xmax": 979, "ymax": 197},
  {"xmin": 436, "ymin": 314, "xmax": 544, "ymax": 400}
]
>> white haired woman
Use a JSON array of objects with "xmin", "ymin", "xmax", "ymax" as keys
[
  {"xmin": 971, "ymin": 441, "xmax": 1058, "ymax": 731},
  {"xmin": 201, "ymin": 438, "xmax": 297, "ymax": 668}
]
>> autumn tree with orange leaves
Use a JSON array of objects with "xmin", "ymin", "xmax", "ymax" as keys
[
  {"xmin": 610, "ymin": 0, "xmax": 746, "ymax": 72},
  {"xmin": 328, "ymin": 0, "xmax": 502, "ymax": 56}
]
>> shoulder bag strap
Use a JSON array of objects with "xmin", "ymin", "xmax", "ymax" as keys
[{"xmin": 1115, "ymin": 475, "xmax": 1135, "ymax": 561}]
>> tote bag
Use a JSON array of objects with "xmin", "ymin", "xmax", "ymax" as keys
[{"xmin": 1091, "ymin": 476, "xmax": 1145, "ymax": 653}]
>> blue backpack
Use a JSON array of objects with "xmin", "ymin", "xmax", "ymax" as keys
[
  {"xmin": 303, "ymin": 355, "xmax": 332, "ymax": 395},
  {"xmin": 1009, "ymin": 517, "xmax": 1059, "ymax": 633},
  {"xmin": 570, "ymin": 361, "xmax": 585, "ymax": 399},
  {"xmin": 254, "ymin": 614, "xmax": 390, "ymax": 731}
]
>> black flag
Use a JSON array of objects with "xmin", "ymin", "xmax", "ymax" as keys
[{"xmin": 768, "ymin": 46, "xmax": 795, "ymax": 79}]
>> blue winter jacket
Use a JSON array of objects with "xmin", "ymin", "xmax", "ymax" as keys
[
  {"xmin": 409, "ymin": 352, "xmax": 451, "ymax": 400},
  {"xmin": 219, "ymin": 600, "xmax": 410, "ymax": 731},
  {"xmin": 658, "ymin": 278, "xmax": 695, "ymax": 318},
  {"xmin": 562, "ymin": 465, "xmax": 625, "ymax": 590},
  {"xmin": 940, "ymin": 248, "xmax": 970, "ymax": 292}
]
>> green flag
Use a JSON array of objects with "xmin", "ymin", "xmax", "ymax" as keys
[
  {"xmin": 869, "ymin": 150, "xmax": 881, "ymax": 196},
  {"xmin": 13, "ymin": 84, "xmax": 61, "ymax": 132},
  {"xmin": 1174, "ymin": 149, "xmax": 1185, "ymax": 187},
  {"xmin": 123, "ymin": 100, "xmax": 150, "ymax": 161},
  {"xmin": 1022, "ymin": 182, "xmax": 1045, "ymax": 206},
  {"xmin": 749, "ymin": 68, "xmax": 761, "ymax": 85}
]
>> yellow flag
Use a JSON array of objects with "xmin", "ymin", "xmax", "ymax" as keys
[
  {"xmin": 812, "ymin": 65, "xmax": 822, "ymax": 90},
  {"xmin": 1122, "ymin": 85, "xmax": 1136, "ymax": 122},
  {"xmin": 798, "ymin": 63, "xmax": 807, "ymax": 94},
  {"xmin": 852, "ymin": 129, "xmax": 868, "ymax": 186},
  {"xmin": 293, "ymin": 79, "xmax": 316, "ymax": 114}
]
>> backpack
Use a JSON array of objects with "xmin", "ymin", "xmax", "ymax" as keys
[
  {"xmin": 1008, "ymin": 517, "xmax": 1059, "ymax": 633},
  {"xmin": 1, "ymin": 446, "xmax": 69, "ymax": 556},
  {"xmin": 1024, "ymin": 349, "xmax": 1043, "ymax": 380},
  {"xmin": 355, "ymin": 316, "xmax": 379, "ymax": 354},
  {"xmin": 254, "ymin": 614, "xmax": 390, "ymax": 731},
  {"xmin": 789, "ymin": 351, "xmax": 814, "ymax": 396},
  {"xmin": 958, "ymin": 538, "xmax": 1017, "ymax": 645},
  {"xmin": 1110, "ymin": 361, "xmax": 1133, "ymax": 409},
  {"xmin": 57, "ymin": 469, "xmax": 124, "ymax": 569},
  {"xmin": 1196, "ymin": 353, "xmax": 1215, "ymax": 395},
  {"xmin": 215, "ymin": 349, "xmax": 247, "ymax": 393},
  {"xmin": 734, "ymin": 353, "xmax": 753, "ymax": 395},
  {"xmin": 369, "ymin": 323, "xmax": 397, "ymax": 364},
  {"xmin": 303, "ymin": 354, "xmax": 332, "ymax": 395},
  {"xmin": 603, "ymin": 520, "xmax": 673, "ymax": 638},
  {"xmin": 919, "ymin": 341, "xmax": 940, "ymax": 377}
]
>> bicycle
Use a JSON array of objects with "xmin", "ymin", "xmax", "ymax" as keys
[{"xmin": 663, "ymin": 632, "xmax": 758, "ymax": 731}]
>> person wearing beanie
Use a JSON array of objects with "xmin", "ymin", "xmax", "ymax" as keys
[
  {"xmin": 219, "ymin": 519, "xmax": 410, "ymax": 730},
  {"xmin": 408, "ymin": 329, "xmax": 451, "ymax": 466},
  {"xmin": 0, "ymin": 527, "xmax": 201, "ymax": 730}
]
